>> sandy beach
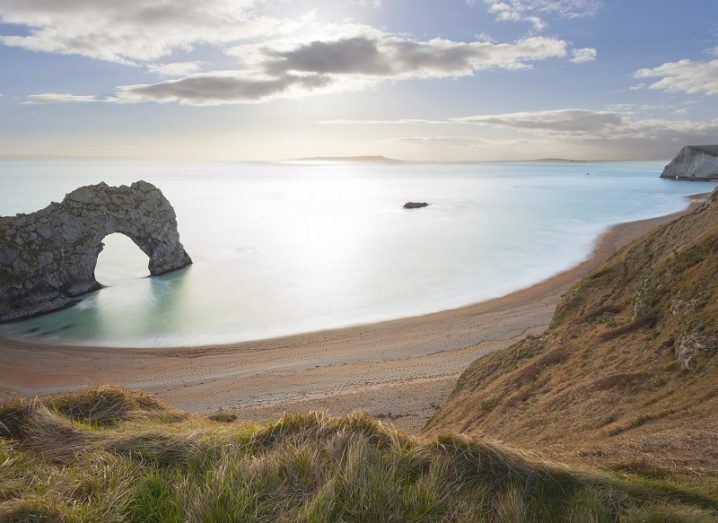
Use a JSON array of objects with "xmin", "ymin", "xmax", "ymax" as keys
[{"xmin": 0, "ymin": 199, "xmax": 703, "ymax": 433}]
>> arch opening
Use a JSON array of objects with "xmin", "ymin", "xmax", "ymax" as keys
[{"xmin": 95, "ymin": 233, "xmax": 151, "ymax": 287}]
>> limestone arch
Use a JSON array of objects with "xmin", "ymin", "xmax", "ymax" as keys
[{"xmin": 0, "ymin": 181, "xmax": 192, "ymax": 322}]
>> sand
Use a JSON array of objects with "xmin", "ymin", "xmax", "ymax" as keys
[{"xmin": 0, "ymin": 200, "xmax": 702, "ymax": 433}]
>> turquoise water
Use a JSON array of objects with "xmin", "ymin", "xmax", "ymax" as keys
[{"xmin": 0, "ymin": 160, "xmax": 713, "ymax": 347}]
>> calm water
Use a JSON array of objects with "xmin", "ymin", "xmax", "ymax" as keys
[{"xmin": 0, "ymin": 160, "xmax": 713, "ymax": 347}]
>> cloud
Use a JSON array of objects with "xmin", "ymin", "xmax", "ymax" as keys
[
  {"xmin": 476, "ymin": 0, "xmax": 602, "ymax": 31},
  {"xmin": 24, "ymin": 93, "xmax": 99, "ymax": 104},
  {"xmin": 3, "ymin": 4, "xmax": 589, "ymax": 107},
  {"xmin": 604, "ymin": 101, "xmax": 699, "ymax": 117},
  {"xmin": 473, "ymin": 1, "xmax": 546, "ymax": 31},
  {"xmin": 635, "ymin": 59, "xmax": 718, "ymax": 96},
  {"xmin": 146, "ymin": 61, "xmax": 204, "ymax": 77},
  {"xmin": 333, "ymin": 107, "xmax": 718, "ymax": 146},
  {"xmin": 114, "ymin": 71, "xmax": 336, "ymax": 106},
  {"xmin": 366, "ymin": 107, "xmax": 718, "ymax": 160},
  {"xmin": 0, "ymin": 0, "xmax": 282, "ymax": 64},
  {"xmin": 257, "ymin": 32, "xmax": 570, "ymax": 78},
  {"xmin": 454, "ymin": 109, "xmax": 621, "ymax": 133},
  {"xmin": 395, "ymin": 136, "xmax": 489, "ymax": 148},
  {"xmin": 113, "ymin": 32, "xmax": 572, "ymax": 105},
  {"xmin": 454, "ymin": 108, "xmax": 718, "ymax": 143},
  {"xmin": 570, "ymin": 47, "xmax": 596, "ymax": 64}
]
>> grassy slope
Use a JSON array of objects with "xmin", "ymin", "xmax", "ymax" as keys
[
  {"xmin": 426, "ymin": 190, "xmax": 718, "ymax": 480},
  {"xmin": 1, "ymin": 386, "xmax": 717, "ymax": 522}
]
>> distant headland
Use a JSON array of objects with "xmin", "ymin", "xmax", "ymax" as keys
[{"xmin": 661, "ymin": 145, "xmax": 718, "ymax": 181}]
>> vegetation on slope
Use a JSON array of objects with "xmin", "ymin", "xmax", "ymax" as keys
[
  {"xmin": 1, "ymin": 386, "xmax": 716, "ymax": 522},
  {"xmin": 426, "ymin": 190, "xmax": 718, "ymax": 479}
]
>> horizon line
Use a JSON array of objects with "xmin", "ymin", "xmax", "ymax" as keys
[{"xmin": 0, "ymin": 155, "xmax": 667, "ymax": 164}]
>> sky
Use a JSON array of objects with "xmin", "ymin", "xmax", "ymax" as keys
[{"xmin": 1, "ymin": 0, "xmax": 718, "ymax": 161}]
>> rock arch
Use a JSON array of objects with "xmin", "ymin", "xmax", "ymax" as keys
[{"xmin": 0, "ymin": 181, "xmax": 192, "ymax": 322}]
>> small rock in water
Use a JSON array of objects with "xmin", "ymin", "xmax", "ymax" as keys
[{"xmin": 403, "ymin": 202, "xmax": 429, "ymax": 209}]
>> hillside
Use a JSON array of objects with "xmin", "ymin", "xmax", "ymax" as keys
[
  {"xmin": 2, "ymin": 387, "xmax": 717, "ymax": 521},
  {"xmin": 426, "ymin": 189, "xmax": 718, "ymax": 476}
]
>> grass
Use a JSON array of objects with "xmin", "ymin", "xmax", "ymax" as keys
[
  {"xmin": 425, "ymin": 190, "xmax": 718, "ymax": 482},
  {"xmin": 1, "ymin": 387, "xmax": 717, "ymax": 521},
  {"xmin": 207, "ymin": 410, "xmax": 238, "ymax": 423}
]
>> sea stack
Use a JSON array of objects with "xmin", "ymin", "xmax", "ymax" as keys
[{"xmin": 661, "ymin": 145, "xmax": 718, "ymax": 180}]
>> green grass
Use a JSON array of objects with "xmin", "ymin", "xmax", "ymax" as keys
[
  {"xmin": 207, "ymin": 410, "xmax": 238, "ymax": 423},
  {"xmin": 1, "ymin": 387, "xmax": 717, "ymax": 522}
]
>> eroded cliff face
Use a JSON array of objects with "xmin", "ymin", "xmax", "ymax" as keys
[
  {"xmin": 661, "ymin": 145, "xmax": 718, "ymax": 180},
  {"xmin": 0, "ymin": 181, "xmax": 192, "ymax": 322}
]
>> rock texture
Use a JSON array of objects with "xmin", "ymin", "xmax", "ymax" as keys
[
  {"xmin": 0, "ymin": 181, "xmax": 192, "ymax": 322},
  {"xmin": 661, "ymin": 145, "xmax": 718, "ymax": 180}
]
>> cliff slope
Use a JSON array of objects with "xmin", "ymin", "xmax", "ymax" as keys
[
  {"xmin": 661, "ymin": 145, "xmax": 718, "ymax": 180},
  {"xmin": 426, "ymin": 190, "xmax": 718, "ymax": 474}
]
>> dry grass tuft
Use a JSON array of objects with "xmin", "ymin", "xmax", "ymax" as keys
[
  {"xmin": 0, "ymin": 400, "xmax": 33, "ymax": 440},
  {"xmin": 44, "ymin": 385, "xmax": 175, "ymax": 426},
  {"xmin": 207, "ymin": 410, "xmax": 238, "ymax": 423},
  {"xmin": 1, "ymin": 387, "xmax": 716, "ymax": 521}
]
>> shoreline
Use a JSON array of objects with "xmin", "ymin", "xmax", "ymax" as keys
[
  {"xmin": 0, "ymin": 193, "xmax": 708, "ymax": 432},
  {"xmin": 0, "ymin": 199, "xmax": 704, "ymax": 352}
]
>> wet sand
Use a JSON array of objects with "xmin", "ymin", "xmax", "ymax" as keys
[{"xmin": 0, "ymin": 200, "xmax": 703, "ymax": 433}]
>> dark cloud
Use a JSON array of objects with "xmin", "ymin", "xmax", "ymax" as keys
[
  {"xmin": 118, "ymin": 72, "xmax": 333, "ymax": 105},
  {"xmin": 265, "ymin": 37, "xmax": 391, "ymax": 75},
  {"xmin": 263, "ymin": 34, "xmax": 568, "ymax": 78}
]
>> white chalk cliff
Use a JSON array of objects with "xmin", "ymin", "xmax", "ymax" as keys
[{"xmin": 661, "ymin": 145, "xmax": 718, "ymax": 180}]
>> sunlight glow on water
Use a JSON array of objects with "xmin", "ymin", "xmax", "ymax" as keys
[{"xmin": 0, "ymin": 160, "xmax": 714, "ymax": 347}]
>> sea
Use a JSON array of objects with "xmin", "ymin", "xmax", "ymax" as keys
[{"xmin": 0, "ymin": 159, "xmax": 713, "ymax": 347}]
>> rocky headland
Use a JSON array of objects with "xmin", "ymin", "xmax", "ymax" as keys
[
  {"xmin": 661, "ymin": 145, "xmax": 718, "ymax": 180},
  {"xmin": 0, "ymin": 181, "xmax": 191, "ymax": 322}
]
